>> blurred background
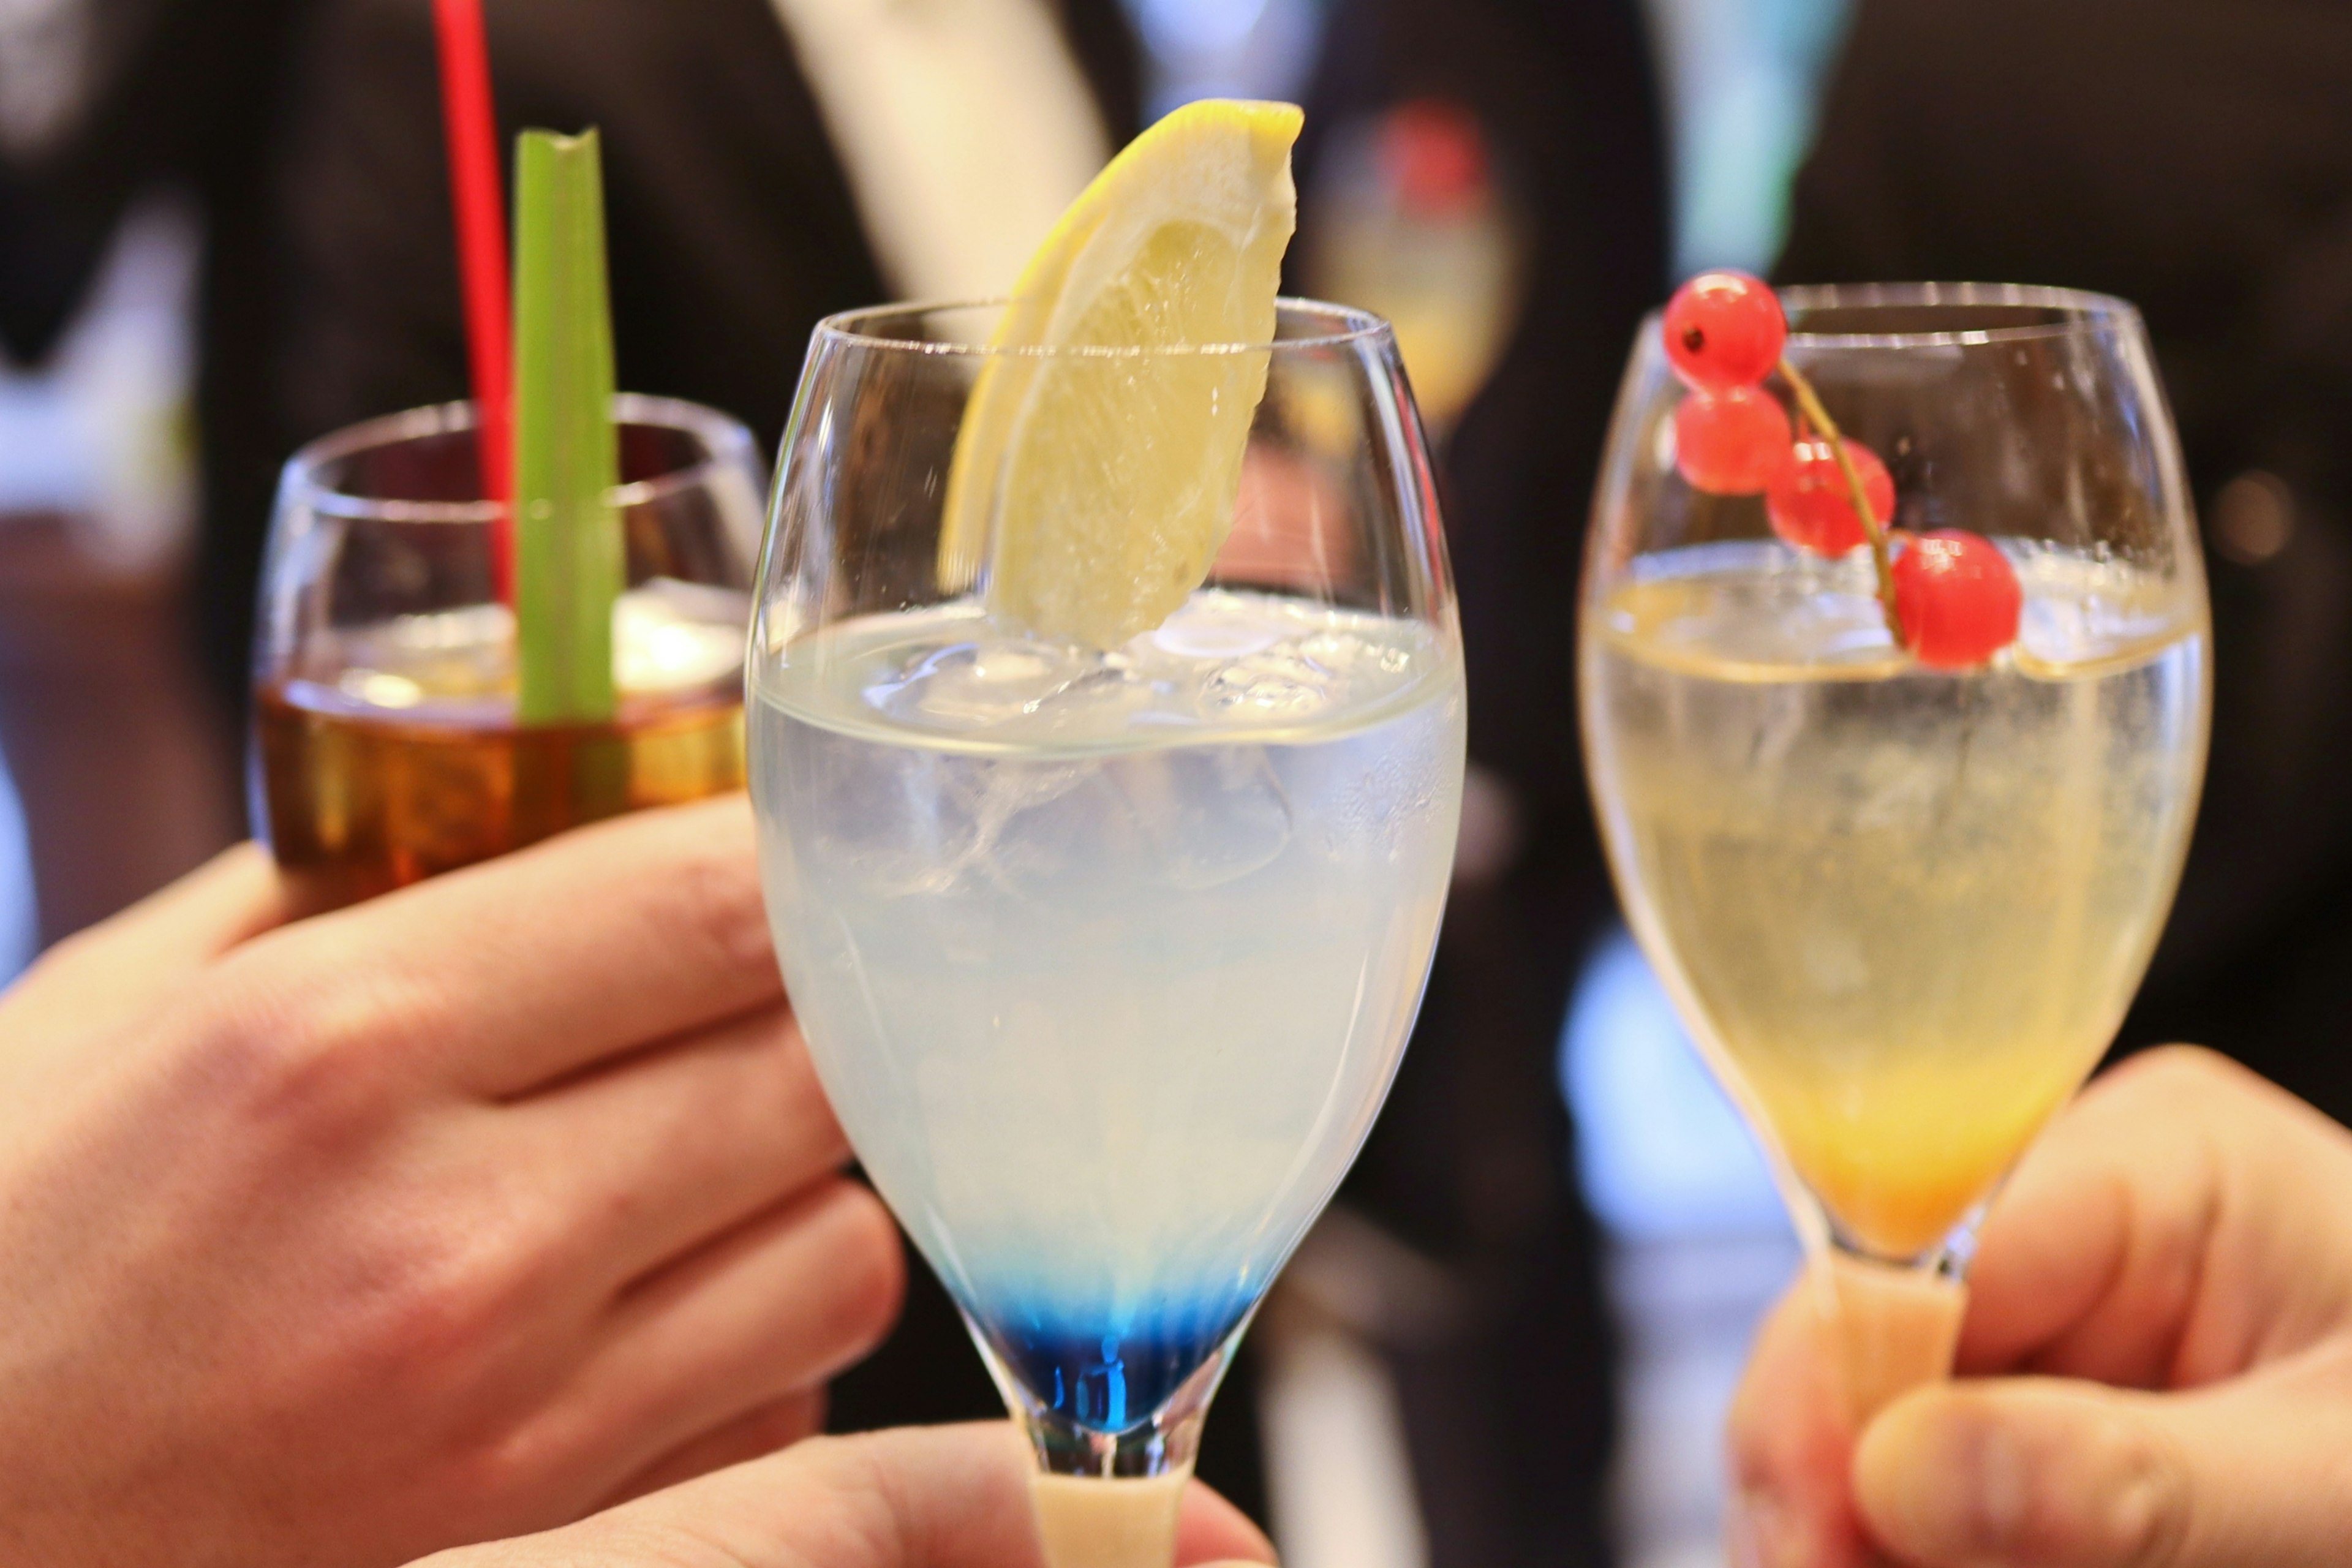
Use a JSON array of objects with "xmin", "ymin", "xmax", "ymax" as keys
[{"xmin": 10, "ymin": 1, "xmax": 2347, "ymax": 1566}]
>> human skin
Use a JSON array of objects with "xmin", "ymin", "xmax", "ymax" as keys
[
  {"xmin": 410, "ymin": 1422, "xmax": 1278, "ymax": 1568},
  {"xmin": 1728, "ymin": 1046, "xmax": 2352, "ymax": 1568},
  {"xmin": 0, "ymin": 796, "xmax": 903, "ymax": 1566}
]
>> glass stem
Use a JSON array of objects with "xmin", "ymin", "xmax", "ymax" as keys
[
  {"xmin": 1810, "ymin": 1246, "xmax": 1969, "ymax": 1427},
  {"xmin": 1014, "ymin": 1392, "xmax": 1209, "ymax": 1568},
  {"xmin": 972, "ymin": 1319, "xmax": 1242, "ymax": 1568},
  {"xmin": 1029, "ymin": 1471, "xmax": 1191, "ymax": 1568},
  {"xmin": 1011, "ymin": 1393, "xmax": 1213, "ymax": 1480}
]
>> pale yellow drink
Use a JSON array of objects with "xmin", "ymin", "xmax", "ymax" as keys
[{"xmin": 1582, "ymin": 541, "xmax": 2207, "ymax": 1259}]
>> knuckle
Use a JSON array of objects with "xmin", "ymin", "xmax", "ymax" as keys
[
  {"xmin": 328, "ymin": 1194, "xmax": 549, "ymax": 1390},
  {"xmin": 2114, "ymin": 1183, "xmax": 2212, "ymax": 1329},
  {"xmin": 765, "ymin": 1016, "xmax": 850, "ymax": 1163},
  {"xmin": 754, "ymin": 1387, "xmax": 827, "ymax": 1449},
  {"xmin": 189, "ymin": 940, "xmax": 420, "ymax": 1147},
  {"xmin": 661, "ymin": 821, "xmax": 778, "ymax": 984},
  {"xmin": 2099, "ymin": 1045, "xmax": 2254, "ymax": 1114},
  {"xmin": 439, "ymin": 1408, "xmax": 582, "ymax": 1520},
  {"xmin": 816, "ymin": 1182, "xmax": 908, "ymax": 1355}
]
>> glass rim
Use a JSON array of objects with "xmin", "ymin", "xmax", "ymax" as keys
[
  {"xmin": 810, "ymin": 295, "xmax": 1395, "ymax": 358},
  {"xmin": 1757, "ymin": 281, "xmax": 2144, "ymax": 349},
  {"xmin": 280, "ymin": 391, "xmax": 759, "ymax": 525}
]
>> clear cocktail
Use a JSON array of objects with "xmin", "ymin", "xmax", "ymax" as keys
[{"xmin": 756, "ymin": 589, "xmax": 1460, "ymax": 1430}]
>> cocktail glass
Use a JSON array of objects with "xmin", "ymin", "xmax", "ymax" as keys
[
  {"xmin": 254, "ymin": 393, "xmax": 763, "ymax": 900},
  {"xmin": 1581, "ymin": 284, "xmax": 2211, "ymax": 1427},
  {"xmin": 748, "ymin": 300, "xmax": 1464, "ymax": 1567}
]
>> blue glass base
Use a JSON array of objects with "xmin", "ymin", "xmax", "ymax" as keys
[
  {"xmin": 975, "ymin": 1303, "xmax": 1251, "ymax": 1433},
  {"xmin": 955, "ymin": 1294, "xmax": 1254, "ymax": 1480}
]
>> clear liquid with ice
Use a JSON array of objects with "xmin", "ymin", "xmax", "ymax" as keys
[{"xmin": 750, "ymin": 590, "xmax": 1464, "ymax": 1431}]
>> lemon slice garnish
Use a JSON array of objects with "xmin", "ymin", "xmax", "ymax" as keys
[{"xmin": 938, "ymin": 99, "xmax": 1303, "ymax": 649}]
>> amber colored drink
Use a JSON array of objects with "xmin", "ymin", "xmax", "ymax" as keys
[
  {"xmin": 257, "ymin": 683, "xmax": 742, "ymax": 901},
  {"xmin": 255, "ymin": 581, "xmax": 747, "ymax": 899}
]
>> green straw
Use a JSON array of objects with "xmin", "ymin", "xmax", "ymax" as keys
[{"xmin": 511, "ymin": 127, "xmax": 621, "ymax": 725}]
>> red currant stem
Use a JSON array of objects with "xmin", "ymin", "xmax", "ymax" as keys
[{"xmin": 1778, "ymin": 355, "xmax": 1904, "ymax": 647}]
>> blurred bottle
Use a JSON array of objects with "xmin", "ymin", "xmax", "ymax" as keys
[{"xmin": 1303, "ymin": 100, "xmax": 1526, "ymax": 437}]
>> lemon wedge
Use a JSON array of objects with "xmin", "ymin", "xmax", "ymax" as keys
[{"xmin": 938, "ymin": 99, "xmax": 1303, "ymax": 649}]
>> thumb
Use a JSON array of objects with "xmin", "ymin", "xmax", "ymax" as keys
[
  {"xmin": 413, "ymin": 1422, "xmax": 1278, "ymax": 1568},
  {"xmin": 1852, "ymin": 1357, "xmax": 2352, "ymax": 1567}
]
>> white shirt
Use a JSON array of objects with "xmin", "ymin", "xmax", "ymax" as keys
[{"xmin": 766, "ymin": 0, "xmax": 1110, "ymax": 301}]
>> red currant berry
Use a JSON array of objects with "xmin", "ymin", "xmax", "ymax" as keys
[
  {"xmin": 1673, "ymin": 386, "xmax": 1793, "ymax": 495},
  {"xmin": 1663, "ymin": 271, "xmax": 1787, "ymax": 390},
  {"xmin": 1892, "ymin": 530, "xmax": 2023, "ymax": 669},
  {"xmin": 1766, "ymin": 437, "xmax": 1896, "ymax": 556}
]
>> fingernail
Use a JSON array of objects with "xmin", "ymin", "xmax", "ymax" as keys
[{"xmin": 1728, "ymin": 1486, "xmax": 1812, "ymax": 1568}]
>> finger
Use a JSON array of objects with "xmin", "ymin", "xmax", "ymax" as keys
[
  {"xmin": 504, "ymin": 1005, "xmax": 848, "ymax": 1291},
  {"xmin": 596, "ymin": 1389, "xmax": 826, "ymax": 1509},
  {"xmin": 217, "ymin": 795, "xmax": 780, "ymax": 1099},
  {"xmin": 603, "ymin": 1415, "xmax": 1277, "ymax": 1567},
  {"xmin": 1962, "ymin": 1047, "xmax": 2352, "ymax": 1387},
  {"xmin": 3, "ymin": 843, "xmax": 289, "ymax": 1042},
  {"xmin": 683, "ymin": 1423, "xmax": 1054, "ymax": 1567},
  {"xmin": 429, "ymin": 1423, "xmax": 1043, "ymax": 1568},
  {"xmin": 424, "ymin": 1422, "xmax": 1277, "ymax": 1568},
  {"xmin": 1725, "ymin": 1279, "xmax": 1879, "ymax": 1568},
  {"xmin": 1175, "ymin": 1482, "xmax": 1279, "ymax": 1566},
  {"xmin": 1854, "ymin": 1345, "xmax": 2352, "ymax": 1567},
  {"xmin": 556, "ymin": 1178, "xmax": 903, "ymax": 1490}
]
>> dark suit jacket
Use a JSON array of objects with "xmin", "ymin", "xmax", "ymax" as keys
[
  {"xmin": 1779, "ymin": 0, "xmax": 2352, "ymax": 1121},
  {"xmin": 0, "ymin": 0, "xmax": 294, "ymax": 364}
]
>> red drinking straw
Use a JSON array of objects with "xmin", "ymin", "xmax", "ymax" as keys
[{"xmin": 432, "ymin": 0, "xmax": 515, "ymax": 602}]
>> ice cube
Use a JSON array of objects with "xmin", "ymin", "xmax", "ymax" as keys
[
  {"xmin": 614, "ymin": 578, "xmax": 748, "ymax": 692},
  {"xmin": 331, "ymin": 603, "xmax": 515, "ymax": 710},
  {"xmin": 867, "ymin": 632, "xmax": 1182, "ymax": 747},
  {"xmin": 1118, "ymin": 747, "xmax": 1293, "ymax": 891},
  {"xmin": 1201, "ymin": 646, "xmax": 1339, "ymax": 720},
  {"xmin": 1150, "ymin": 600, "xmax": 1283, "ymax": 661}
]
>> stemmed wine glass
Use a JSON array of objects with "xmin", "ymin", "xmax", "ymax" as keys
[
  {"xmin": 1581, "ymin": 283, "xmax": 2211, "ymax": 1421},
  {"xmin": 748, "ymin": 300, "xmax": 1463, "ymax": 1567}
]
